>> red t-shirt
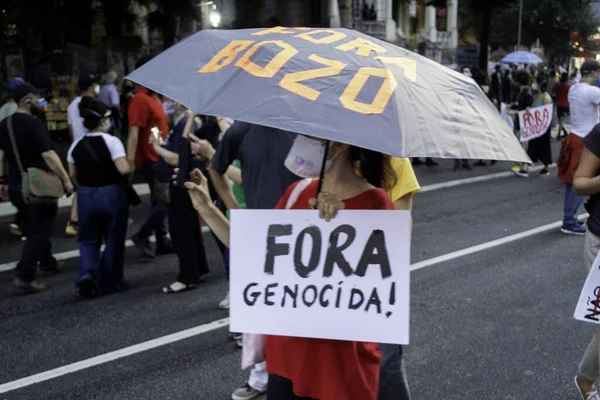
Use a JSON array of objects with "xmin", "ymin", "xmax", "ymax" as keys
[
  {"xmin": 266, "ymin": 179, "xmax": 393, "ymax": 400},
  {"xmin": 552, "ymin": 82, "xmax": 571, "ymax": 108},
  {"xmin": 127, "ymin": 87, "xmax": 169, "ymax": 168}
]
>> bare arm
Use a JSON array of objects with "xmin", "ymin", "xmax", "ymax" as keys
[
  {"xmin": 127, "ymin": 125, "xmax": 140, "ymax": 164},
  {"xmin": 68, "ymin": 163, "xmax": 77, "ymax": 186},
  {"xmin": 68, "ymin": 124, "xmax": 75, "ymax": 141},
  {"xmin": 210, "ymin": 168, "xmax": 240, "ymax": 210},
  {"xmin": 152, "ymin": 142, "xmax": 179, "ymax": 166},
  {"xmin": 42, "ymin": 150, "xmax": 70, "ymax": 184},
  {"xmin": 574, "ymin": 148, "xmax": 600, "ymax": 196},
  {"xmin": 114, "ymin": 157, "xmax": 133, "ymax": 176},
  {"xmin": 197, "ymin": 202, "xmax": 231, "ymax": 247},
  {"xmin": 226, "ymin": 165, "xmax": 242, "ymax": 186}
]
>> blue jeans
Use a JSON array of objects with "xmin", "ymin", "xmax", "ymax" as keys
[
  {"xmin": 76, "ymin": 184, "xmax": 129, "ymax": 291},
  {"xmin": 138, "ymin": 161, "xmax": 168, "ymax": 244},
  {"xmin": 564, "ymin": 183, "xmax": 583, "ymax": 226},
  {"xmin": 378, "ymin": 344, "xmax": 411, "ymax": 400}
]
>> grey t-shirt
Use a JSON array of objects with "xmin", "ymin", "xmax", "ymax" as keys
[
  {"xmin": 211, "ymin": 121, "xmax": 301, "ymax": 209},
  {"xmin": 583, "ymin": 123, "xmax": 600, "ymax": 236}
]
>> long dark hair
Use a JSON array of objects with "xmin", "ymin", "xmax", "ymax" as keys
[
  {"xmin": 79, "ymin": 96, "xmax": 109, "ymax": 131},
  {"xmin": 349, "ymin": 146, "xmax": 397, "ymax": 191}
]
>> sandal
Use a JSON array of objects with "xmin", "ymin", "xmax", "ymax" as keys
[{"xmin": 162, "ymin": 283, "xmax": 195, "ymax": 294}]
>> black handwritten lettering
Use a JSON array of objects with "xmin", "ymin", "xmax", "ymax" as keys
[
  {"xmin": 389, "ymin": 282, "xmax": 396, "ymax": 305},
  {"xmin": 282, "ymin": 284, "xmax": 298, "ymax": 308},
  {"xmin": 265, "ymin": 224, "xmax": 292, "ymax": 274},
  {"xmin": 349, "ymin": 288, "xmax": 365, "ymax": 310},
  {"xmin": 264, "ymin": 283, "xmax": 279, "ymax": 306},
  {"xmin": 243, "ymin": 283, "xmax": 260, "ymax": 306},
  {"xmin": 302, "ymin": 285, "xmax": 318, "ymax": 307},
  {"xmin": 355, "ymin": 230, "xmax": 392, "ymax": 279},
  {"xmin": 335, "ymin": 282, "xmax": 343, "ymax": 308},
  {"xmin": 365, "ymin": 287, "xmax": 381, "ymax": 314},
  {"xmin": 294, "ymin": 226, "xmax": 322, "ymax": 278},
  {"xmin": 323, "ymin": 225, "xmax": 355, "ymax": 277},
  {"xmin": 319, "ymin": 284, "xmax": 333, "ymax": 307}
]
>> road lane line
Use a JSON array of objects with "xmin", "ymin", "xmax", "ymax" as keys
[
  {"xmin": 0, "ymin": 227, "xmax": 211, "ymax": 273},
  {"xmin": 0, "ymin": 214, "xmax": 588, "ymax": 394},
  {"xmin": 0, "ymin": 318, "xmax": 230, "ymax": 395},
  {"xmin": 0, "ymin": 166, "xmax": 552, "ymax": 218},
  {"xmin": 410, "ymin": 213, "xmax": 588, "ymax": 272},
  {"xmin": 418, "ymin": 164, "xmax": 555, "ymax": 193}
]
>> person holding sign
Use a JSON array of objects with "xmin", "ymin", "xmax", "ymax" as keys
[
  {"xmin": 185, "ymin": 136, "xmax": 396, "ymax": 400},
  {"xmin": 571, "ymin": 123, "xmax": 600, "ymax": 399},
  {"xmin": 514, "ymin": 74, "xmax": 553, "ymax": 178},
  {"xmin": 558, "ymin": 60, "xmax": 600, "ymax": 236}
]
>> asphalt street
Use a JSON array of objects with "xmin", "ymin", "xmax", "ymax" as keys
[{"xmin": 0, "ymin": 150, "xmax": 594, "ymax": 400}]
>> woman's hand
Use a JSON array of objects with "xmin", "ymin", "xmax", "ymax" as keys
[
  {"xmin": 182, "ymin": 168, "xmax": 213, "ymax": 210},
  {"xmin": 308, "ymin": 192, "xmax": 345, "ymax": 222},
  {"xmin": 189, "ymin": 134, "xmax": 215, "ymax": 160}
]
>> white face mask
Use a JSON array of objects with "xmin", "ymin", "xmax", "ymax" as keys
[
  {"xmin": 285, "ymin": 136, "xmax": 332, "ymax": 178},
  {"xmin": 94, "ymin": 85, "xmax": 100, "ymax": 95}
]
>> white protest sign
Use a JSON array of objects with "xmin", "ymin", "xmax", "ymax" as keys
[
  {"xmin": 230, "ymin": 209, "xmax": 411, "ymax": 345},
  {"xmin": 575, "ymin": 251, "xmax": 600, "ymax": 324},
  {"xmin": 519, "ymin": 103, "xmax": 554, "ymax": 142}
]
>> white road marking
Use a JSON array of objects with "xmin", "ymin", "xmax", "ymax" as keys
[
  {"xmin": 0, "ymin": 166, "xmax": 550, "ymax": 218},
  {"xmin": 0, "ymin": 227, "xmax": 210, "ymax": 273},
  {"xmin": 0, "ymin": 318, "xmax": 230, "ymax": 395},
  {"xmin": 419, "ymin": 164, "xmax": 556, "ymax": 193},
  {"xmin": 0, "ymin": 215, "xmax": 587, "ymax": 394}
]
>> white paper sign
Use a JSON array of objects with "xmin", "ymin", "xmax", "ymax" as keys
[
  {"xmin": 230, "ymin": 209, "xmax": 411, "ymax": 345},
  {"xmin": 575, "ymin": 252, "xmax": 600, "ymax": 324},
  {"xmin": 519, "ymin": 103, "xmax": 554, "ymax": 142}
]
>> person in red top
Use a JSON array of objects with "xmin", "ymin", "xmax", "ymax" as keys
[
  {"xmin": 126, "ymin": 56, "xmax": 172, "ymax": 257},
  {"xmin": 183, "ymin": 134, "xmax": 397, "ymax": 400},
  {"xmin": 552, "ymin": 72, "xmax": 571, "ymax": 139}
]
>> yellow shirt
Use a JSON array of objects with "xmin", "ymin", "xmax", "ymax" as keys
[{"xmin": 388, "ymin": 157, "xmax": 420, "ymax": 203}]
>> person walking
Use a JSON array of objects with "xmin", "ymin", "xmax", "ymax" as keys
[
  {"xmin": 491, "ymin": 65, "xmax": 503, "ymax": 105},
  {"xmin": 187, "ymin": 136, "xmax": 397, "ymax": 400},
  {"xmin": 572, "ymin": 122, "xmax": 600, "ymax": 400},
  {"xmin": 558, "ymin": 59, "xmax": 600, "ymax": 235},
  {"xmin": 0, "ymin": 82, "xmax": 74, "ymax": 293},
  {"xmin": 514, "ymin": 75, "xmax": 553, "ymax": 177},
  {"xmin": 150, "ymin": 111, "xmax": 212, "ymax": 293},
  {"xmin": 209, "ymin": 121, "xmax": 300, "ymax": 400},
  {"xmin": 65, "ymin": 74, "xmax": 101, "ymax": 237},
  {"xmin": 553, "ymin": 72, "xmax": 571, "ymax": 139},
  {"xmin": 67, "ymin": 96, "xmax": 132, "ymax": 298},
  {"xmin": 98, "ymin": 71, "xmax": 122, "ymax": 137},
  {"xmin": 126, "ymin": 60, "xmax": 173, "ymax": 258}
]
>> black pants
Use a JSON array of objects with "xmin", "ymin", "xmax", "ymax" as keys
[
  {"xmin": 168, "ymin": 185, "xmax": 209, "ymax": 284},
  {"xmin": 138, "ymin": 161, "xmax": 168, "ymax": 245},
  {"xmin": 9, "ymin": 186, "xmax": 57, "ymax": 282},
  {"xmin": 267, "ymin": 374, "xmax": 316, "ymax": 400}
]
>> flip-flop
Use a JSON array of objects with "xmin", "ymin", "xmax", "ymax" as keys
[{"xmin": 162, "ymin": 284, "xmax": 195, "ymax": 294}]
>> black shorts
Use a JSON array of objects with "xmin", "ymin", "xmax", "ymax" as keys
[{"xmin": 558, "ymin": 106, "xmax": 570, "ymax": 117}]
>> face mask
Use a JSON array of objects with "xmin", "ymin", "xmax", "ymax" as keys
[
  {"xmin": 29, "ymin": 98, "xmax": 47, "ymax": 114},
  {"xmin": 94, "ymin": 85, "xmax": 100, "ymax": 95},
  {"xmin": 285, "ymin": 136, "xmax": 332, "ymax": 178}
]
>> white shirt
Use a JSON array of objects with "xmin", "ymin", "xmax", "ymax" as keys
[
  {"xmin": 67, "ymin": 96, "xmax": 88, "ymax": 141},
  {"xmin": 568, "ymin": 82, "xmax": 600, "ymax": 138}
]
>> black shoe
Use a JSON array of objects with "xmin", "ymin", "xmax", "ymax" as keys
[
  {"xmin": 462, "ymin": 164, "xmax": 471, "ymax": 170},
  {"xmin": 491, "ymin": 160, "xmax": 497, "ymax": 166},
  {"xmin": 156, "ymin": 238, "xmax": 175, "ymax": 256},
  {"xmin": 78, "ymin": 278, "xmax": 98, "ymax": 299},
  {"xmin": 132, "ymin": 234, "xmax": 154, "ymax": 258},
  {"xmin": 412, "ymin": 158, "xmax": 423, "ymax": 166},
  {"xmin": 474, "ymin": 160, "xmax": 487, "ymax": 167},
  {"xmin": 539, "ymin": 168, "xmax": 550, "ymax": 176},
  {"xmin": 425, "ymin": 158, "xmax": 438, "ymax": 166}
]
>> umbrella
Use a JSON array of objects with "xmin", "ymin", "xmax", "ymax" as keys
[
  {"xmin": 127, "ymin": 27, "xmax": 529, "ymax": 162},
  {"xmin": 500, "ymin": 51, "xmax": 543, "ymax": 65}
]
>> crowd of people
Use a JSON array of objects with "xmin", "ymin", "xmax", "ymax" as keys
[{"xmin": 1, "ymin": 54, "xmax": 600, "ymax": 400}]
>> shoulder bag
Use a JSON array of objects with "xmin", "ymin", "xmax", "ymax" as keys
[{"xmin": 7, "ymin": 115, "xmax": 63, "ymax": 205}]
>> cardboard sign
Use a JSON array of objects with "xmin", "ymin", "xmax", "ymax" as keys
[
  {"xmin": 229, "ymin": 209, "xmax": 411, "ymax": 344},
  {"xmin": 519, "ymin": 103, "xmax": 554, "ymax": 142},
  {"xmin": 575, "ymin": 251, "xmax": 600, "ymax": 324}
]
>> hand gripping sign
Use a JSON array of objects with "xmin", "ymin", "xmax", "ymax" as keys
[
  {"xmin": 229, "ymin": 209, "xmax": 411, "ymax": 345},
  {"xmin": 574, "ymin": 251, "xmax": 600, "ymax": 324},
  {"xmin": 518, "ymin": 103, "xmax": 554, "ymax": 142}
]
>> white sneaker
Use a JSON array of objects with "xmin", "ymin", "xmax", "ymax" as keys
[
  {"xmin": 231, "ymin": 382, "xmax": 266, "ymax": 400},
  {"xmin": 575, "ymin": 376, "xmax": 600, "ymax": 400},
  {"xmin": 219, "ymin": 291, "xmax": 230, "ymax": 310}
]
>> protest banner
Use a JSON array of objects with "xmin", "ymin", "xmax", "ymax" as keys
[
  {"xmin": 519, "ymin": 103, "xmax": 554, "ymax": 142},
  {"xmin": 229, "ymin": 209, "xmax": 411, "ymax": 345},
  {"xmin": 574, "ymin": 251, "xmax": 600, "ymax": 324}
]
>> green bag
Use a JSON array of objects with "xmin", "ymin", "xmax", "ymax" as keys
[{"xmin": 7, "ymin": 116, "xmax": 63, "ymax": 205}]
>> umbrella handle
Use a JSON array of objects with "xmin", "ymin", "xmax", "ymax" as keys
[{"xmin": 316, "ymin": 140, "xmax": 330, "ymax": 198}]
